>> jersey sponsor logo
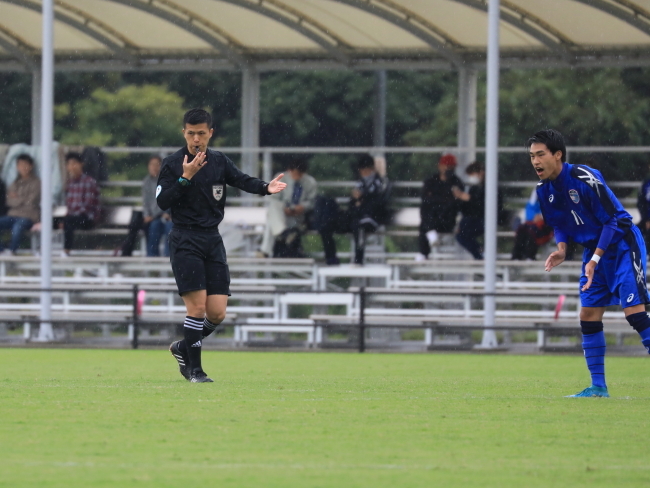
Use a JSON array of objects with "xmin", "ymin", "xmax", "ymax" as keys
[
  {"xmin": 213, "ymin": 185, "xmax": 224, "ymax": 201},
  {"xmin": 627, "ymin": 293, "xmax": 635, "ymax": 303},
  {"xmin": 571, "ymin": 210, "xmax": 584, "ymax": 225},
  {"xmin": 569, "ymin": 189, "xmax": 580, "ymax": 204},
  {"xmin": 156, "ymin": 185, "xmax": 162, "ymax": 198},
  {"xmin": 576, "ymin": 167, "xmax": 603, "ymax": 196},
  {"xmin": 549, "ymin": 194, "xmax": 554, "ymax": 203}
]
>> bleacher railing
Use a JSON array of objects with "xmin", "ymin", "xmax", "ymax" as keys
[
  {"xmin": 99, "ymin": 146, "xmax": 648, "ymax": 207},
  {"xmin": 7, "ymin": 285, "xmax": 586, "ymax": 352}
]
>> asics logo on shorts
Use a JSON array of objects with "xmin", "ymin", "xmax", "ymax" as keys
[
  {"xmin": 627, "ymin": 294, "xmax": 635, "ymax": 303},
  {"xmin": 549, "ymin": 194, "xmax": 554, "ymax": 202}
]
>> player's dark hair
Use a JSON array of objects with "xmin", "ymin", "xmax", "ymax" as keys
[
  {"xmin": 183, "ymin": 108, "xmax": 212, "ymax": 128},
  {"xmin": 527, "ymin": 129, "xmax": 566, "ymax": 162},
  {"xmin": 65, "ymin": 152, "xmax": 83, "ymax": 164},
  {"xmin": 357, "ymin": 154, "xmax": 375, "ymax": 171},
  {"xmin": 288, "ymin": 158, "xmax": 309, "ymax": 173},
  {"xmin": 466, "ymin": 161, "xmax": 485, "ymax": 174},
  {"xmin": 16, "ymin": 153, "xmax": 34, "ymax": 166}
]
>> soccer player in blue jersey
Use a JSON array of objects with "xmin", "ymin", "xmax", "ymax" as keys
[{"xmin": 530, "ymin": 129, "xmax": 650, "ymax": 398}]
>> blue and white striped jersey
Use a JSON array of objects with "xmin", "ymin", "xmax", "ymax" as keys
[{"xmin": 536, "ymin": 163, "xmax": 633, "ymax": 250}]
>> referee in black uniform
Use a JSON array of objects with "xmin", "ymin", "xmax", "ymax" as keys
[{"xmin": 157, "ymin": 108, "xmax": 286, "ymax": 383}]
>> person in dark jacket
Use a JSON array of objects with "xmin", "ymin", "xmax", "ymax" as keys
[
  {"xmin": 453, "ymin": 161, "xmax": 488, "ymax": 260},
  {"xmin": 416, "ymin": 153, "xmax": 464, "ymax": 261},
  {"xmin": 118, "ymin": 155, "xmax": 173, "ymax": 257},
  {"xmin": 317, "ymin": 155, "xmax": 390, "ymax": 265},
  {"xmin": 159, "ymin": 108, "xmax": 286, "ymax": 383}
]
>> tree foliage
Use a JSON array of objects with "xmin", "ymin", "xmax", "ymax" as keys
[
  {"xmin": 54, "ymin": 84, "xmax": 186, "ymax": 147},
  {"xmin": 1, "ymin": 67, "xmax": 650, "ymax": 183}
]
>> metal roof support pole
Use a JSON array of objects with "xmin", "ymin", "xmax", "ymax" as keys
[
  {"xmin": 457, "ymin": 67, "xmax": 477, "ymax": 174},
  {"xmin": 373, "ymin": 70, "xmax": 387, "ymax": 176},
  {"xmin": 31, "ymin": 68, "xmax": 41, "ymax": 145},
  {"xmin": 373, "ymin": 70, "xmax": 387, "ymax": 148},
  {"xmin": 480, "ymin": 0, "xmax": 500, "ymax": 349},
  {"xmin": 38, "ymin": 0, "xmax": 54, "ymax": 342},
  {"xmin": 241, "ymin": 66, "xmax": 260, "ymax": 205}
]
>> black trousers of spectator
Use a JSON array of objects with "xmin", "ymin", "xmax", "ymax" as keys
[
  {"xmin": 418, "ymin": 225, "xmax": 432, "ymax": 257},
  {"xmin": 319, "ymin": 229, "xmax": 339, "ymax": 264},
  {"xmin": 64, "ymin": 214, "xmax": 94, "ymax": 250},
  {"xmin": 456, "ymin": 216, "xmax": 484, "ymax": 260},
  {"xmin": 121, "ymin": 211, "xmax": 144, "ymax": 257},
  {"xmin": 418, "ymin": 215, "xmax": 457, "ymax": 257},
  {"xmin": 319, "ymin": 219, "xmax": 373, "ymax": 265},
  {"xmin": 511, "ymin": 223, "xmax": 553, "ymax": 261}
]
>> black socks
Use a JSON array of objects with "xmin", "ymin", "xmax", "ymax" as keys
[
  {"xmin": 202, "ymin": 317, "xmax": 220, "ymax": 338},
  {"xmin": 183, "ymin": 316, "xmax": 204, "ymax": 373}
]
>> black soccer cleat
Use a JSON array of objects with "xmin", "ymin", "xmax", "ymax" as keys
[
  {"xmin": 169, "ymin": 340, "xmax": 190, "ymax": 381},
  {"xmin": 190, "ymin": 370, "xmax": 214, "ymax": 383}
]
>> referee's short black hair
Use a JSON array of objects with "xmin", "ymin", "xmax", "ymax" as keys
[
  {"xmin": 357, "ymin": 154, "xmax": 375, "ymax": 171},
  {"xmin": 527, "ymin": 129, "xmax": 566, "ymax": 162},
  {"xmin": 183, "ymin": 108, "xmax": 212, "ymax": 128}
]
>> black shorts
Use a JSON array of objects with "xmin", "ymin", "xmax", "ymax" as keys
[{"xmin": 168, "ymin": 227, "xmax": 231, "ymax": 296}]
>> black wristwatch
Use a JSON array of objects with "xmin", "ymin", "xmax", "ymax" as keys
[{"xmin": 178, "ymin": 176, "xmax": 191, "ymax": 187}]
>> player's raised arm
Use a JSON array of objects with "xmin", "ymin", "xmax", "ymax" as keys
[{"xmin": 156, "ymin": 159, "xmax": 191, "ymax": 210}]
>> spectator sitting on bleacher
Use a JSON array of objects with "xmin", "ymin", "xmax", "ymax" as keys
[
  {"xmin": 511, "ymin": 188, "xmax": 553, "ymax": 260},
  {"xmin": 118, "ymin": 155, "xmax": 173, "ymax": 257},
  {"xmin": 416, "ymin": 153, "xmax": 464, "ymax": 261},
  {"xmin": 0, "ymin": 154, "xmax": 40, "ymax": 255},
  {"xmin": 259, "ymin": 158, "xmax": 317, "ymax": 258},
  {"xmin": 60, "ymin": 152, "xmax": 99, "ymax": 257},
  {"xmin": 316, "ymin": 155, "xmax": 391, "ymax": 265},
  {"xmin": 453, "ymin": 162, "xmax": 487, "ymax": 260}
]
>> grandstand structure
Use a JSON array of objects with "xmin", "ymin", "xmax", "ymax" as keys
[
  {"xmin": 0, "ymin": 254, "xmax": 642, "ymax": 352},
  {"xmin": 3, "ymin": 0, "xmax": 650, "ymax": 346}
]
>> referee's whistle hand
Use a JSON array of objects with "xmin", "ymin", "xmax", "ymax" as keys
[
  {"xmin": 182, "ymin": 152, "xmax": 207, "ymax": 179},
  {"xmin": 268, "ymin": 173, "xmax": 288, "ymax": 194}
]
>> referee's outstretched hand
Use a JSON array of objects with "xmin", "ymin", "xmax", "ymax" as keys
[
  {"xmin": 267, "ymin": 173, "xmax": 287, "ymax": 194},
  {"xmin": 182, "ymin": 152, "xmax": 207, "ymax": 180}
]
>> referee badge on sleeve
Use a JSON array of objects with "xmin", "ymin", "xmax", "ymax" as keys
[{"xmin": 213, "ymin": 185, "xmax": 224, "ymax": 201}]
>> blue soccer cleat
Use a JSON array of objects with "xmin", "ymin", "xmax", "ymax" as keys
[{"xmin": 565, "ymin": 385, "xmax": 610, "ymax": 398}]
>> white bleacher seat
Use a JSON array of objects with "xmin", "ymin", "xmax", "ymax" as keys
[
  {"xmin": 317, "ymin": 264, "xmax": 392, "ymax": 290},
  {"xmin": 235, "ymin": 318, "xmax": 316, "ymax": 347}
]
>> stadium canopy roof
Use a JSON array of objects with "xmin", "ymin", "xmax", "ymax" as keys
[{"xmin": 3, "ymin": 0, "xmax": 650, "ymax": 73}]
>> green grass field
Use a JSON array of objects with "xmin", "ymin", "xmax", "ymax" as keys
[{"xmin": 1, "ymin": 349, "xmax": 650, "ymax": 487}]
